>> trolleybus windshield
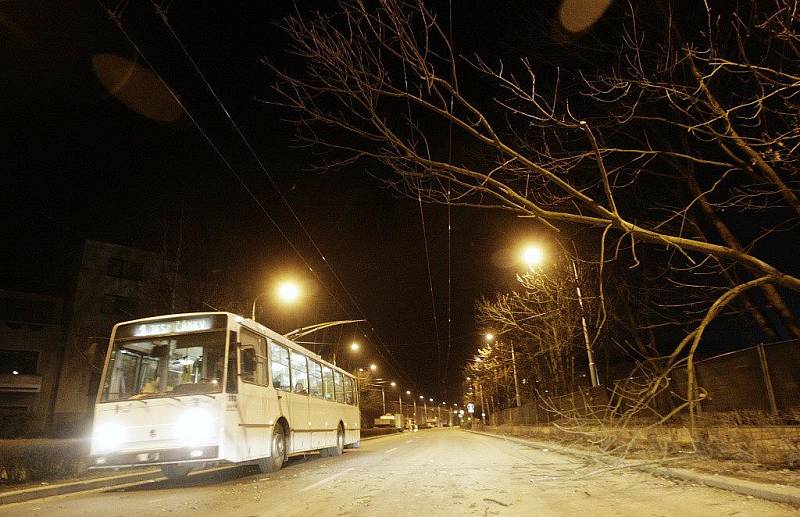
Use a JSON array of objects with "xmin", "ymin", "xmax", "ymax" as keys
[{"xmin": 99, "ymin": 330, "xmax": 225, "ymax": 402}]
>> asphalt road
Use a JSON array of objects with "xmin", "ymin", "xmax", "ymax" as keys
[{"xmin": 0, "ymin": 428, "xmax": 795, "ymax": 516}]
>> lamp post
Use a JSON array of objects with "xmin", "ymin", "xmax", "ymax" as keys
[
  {"xmin": 486, "ymin": 332, "xmax": 522, "ymax": 408},
  {"xmin": 251, "ymin": 292, "xmax": 267, "ymax": 320},
  {"xmin": 408, "ymin": 390, "xmax": 417, "ymax": 424},
  {"xmin": 522, "ymin": 244, "xmax": 599, "ymax": 387},
  {"xmin": 571, "ymin": 259, "xmax": 600, "ymax": 387}
]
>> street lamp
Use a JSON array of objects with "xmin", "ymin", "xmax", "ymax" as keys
[
  {"xmin": 522, "ymin": 244, "xmax": 545, "ymax": 268},
  {"xmin": 369, "ymin": 363, "xmax": 377, "ymax": 372},
  {"xmin": 251, "ymin": 279, "xmax": 302, "ymax": 320},
  {"xmin": 332, "ymin": 340, "xmax": 360, "ymax": 367},
  {"xmin": 277, "ymin": 280, "xmax": 300, "ymax": 303}
]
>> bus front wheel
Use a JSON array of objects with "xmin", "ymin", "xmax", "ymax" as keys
[{"xmin": 258, "ymin": 424, "xmax": 286, "ymax": 473}]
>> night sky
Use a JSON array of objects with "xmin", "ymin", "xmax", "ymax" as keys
[{"xmin": 1, "ymin": 1, "xmax": 564, "ymax": 399}]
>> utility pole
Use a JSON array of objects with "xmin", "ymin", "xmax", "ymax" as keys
[
  {"xmin": 479, "ymin": 382, "xmax": 487, "ymax": 425},
  {"xmin": 510, "ymin": 341, "xmax": 521, "ymax": 407},
  {"xmin": 572, "ymin": 260, "xmax": 599, "ymax": 387},
  {"xmin": 381, "ymin": 388, "xmax": 386, "ymax": 414}
]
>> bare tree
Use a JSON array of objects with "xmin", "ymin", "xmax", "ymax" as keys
[{"xmin": 272, "ymin": 0, "xmax": 800, "ymax": 432}]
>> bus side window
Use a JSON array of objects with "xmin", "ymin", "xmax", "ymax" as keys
[
  {"xmin": 290, "ymin": 352, "xmax": 309, "ymax": 394},
  {"xmin": 333, "ymin": 371, "xmax": 345, "ymax": 403},
  {"xmin": 270, "ymin": 341, "xmax": 291, "ymax": 391},
  {"xmin": 344, "ymin": 376, "xmax": 354, "ymax": 405},
  {"xmin": 308, "ymin": 360, "xmax": 324, "ymax": 398},
  {"xmin": 322, "ymin": 366, "xmax": 335, "ymax": 401}
]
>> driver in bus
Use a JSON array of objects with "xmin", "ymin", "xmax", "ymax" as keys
[{"xmin": 130, "ymin": 376, "xmax": 160, "ymax": 399}]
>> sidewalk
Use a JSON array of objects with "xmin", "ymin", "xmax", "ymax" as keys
[{"xmin": 469, "ymin": 429, "xmax": 800, "ymax": 507}]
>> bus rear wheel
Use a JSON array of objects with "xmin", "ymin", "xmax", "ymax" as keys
[
  {"xmin": 161, "ymin": 463, "xmax": 192, "ymax": 479},
  {"xmin": 258, "ymin": 424, "xmax": 286, "ymax": 474},
  {"xmin": 320, "ymin": 425, "xmax": 344, "ymax": 457}
]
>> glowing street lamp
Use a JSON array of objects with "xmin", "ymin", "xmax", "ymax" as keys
[
  {"xmin": 276, "ymin": 280, "xmax": 301, "ymax": 303},
  {"xmin": 369, "ymin": 363, "xmax": 377, "ymax": 372},
  {"xmin": 522, "ymin": 244, "xmax": 545, "ymax": 268},
  {"xmin": 252, "ymin": 278, "xmax": 302, "ymax": 320},
  {"xmin": 485, "ymin": 332, "xmax": 494, "ymax": 342},
  {"xmin": 390, "ymin": 381, "xmax": 396, "ymax": 387},
  {"xmin": 350, "ymin": 342, "xmax": 360, "ymax": 351}
]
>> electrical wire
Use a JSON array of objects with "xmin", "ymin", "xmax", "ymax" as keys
[
  {"xmin": 150, "ymin": 3, "xmax": 412, "ymax": 388},
  {"xmin": 96, "ymin": 0, "xmax": 415, "ymax": 388}
]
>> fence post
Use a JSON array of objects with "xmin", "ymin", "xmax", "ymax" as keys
[{"xmin": 756, "ymin": 344, "xmax": 779, "ymax": 416}]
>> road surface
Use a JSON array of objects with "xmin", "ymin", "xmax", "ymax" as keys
[{"xmin": 1, "ymin": 428, "xmax": 794, "ymax": 516}]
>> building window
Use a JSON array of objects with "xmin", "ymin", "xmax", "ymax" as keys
[
  {"xmin": 0, "ymin": 350, "xmax": 39, "ymax": 375},
  {"xmin": 107, "ymin": 258, "xmax": 144, "ymax": 281},
  {"xmin": 100, "ymin": 294, "xmax": 138, "ymax": 316}
]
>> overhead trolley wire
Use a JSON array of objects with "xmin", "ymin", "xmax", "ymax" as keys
[
  {"xmin": 401, "ymin": 55, "xmax": 443, "ymax": 389},
  {"xmin": 98, "ymin": 0, "xmax": 414, "ymax": 389},
  {"xmin": 443, "ymin": 0, "xmax": 455, "ymax": 396},
  {"xmin": 150, "ymin": 3, "xmax": 413, "ymax": 389}
]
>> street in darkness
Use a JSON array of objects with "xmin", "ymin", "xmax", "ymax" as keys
[{"xmin": 0, "ymin": 430, "xmax": 793, "ymax": 517}]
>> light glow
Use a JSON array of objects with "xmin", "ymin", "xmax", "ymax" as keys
[
  {"xmin": 522, "ymin": 245, "xmax": 545, "ymax": 267},
  {"xmin": 92, "ymin": 423, "xmax": 126, "ymax": 453},
  {"xmin": 276, "ymin": 281, "xmax": 301, "ymax": 304},
  {"xmin": 175, "ymin": 407, "xmax": 216, "ymax": 446}
]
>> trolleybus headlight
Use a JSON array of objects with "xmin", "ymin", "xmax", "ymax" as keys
[
  {"xmin": 92, "ymin": 423, "xmax": 125, "ymax": 453},
  {"xmin": 175, "ymin": 408, "xmax": 216, "ymax": 445}
]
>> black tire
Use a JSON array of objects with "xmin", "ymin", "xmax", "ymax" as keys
[
  {"xmin": 161, "ymin": 463, "xmax": 192, "ymax": 479},
  {"xmin": 258, "ymin": 424, "xmax": 287, "ymax": 474},
  {"xmin": 321, "ymin": 425, "xmax": 345, "ymax": 457}
]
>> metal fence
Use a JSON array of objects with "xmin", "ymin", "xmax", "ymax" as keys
[{"xmin": 488, "ymin": 340, "xmax": 799, "ymax": 425}]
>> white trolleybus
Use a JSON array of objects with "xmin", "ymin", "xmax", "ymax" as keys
[{"xmin": 89, "ymin": 312, "xmax": 361, "ymax": 478}]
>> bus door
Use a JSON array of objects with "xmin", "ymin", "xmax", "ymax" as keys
[{"xmin": 236, "ymin": 329, "xmax": 270, "ymax": 459}]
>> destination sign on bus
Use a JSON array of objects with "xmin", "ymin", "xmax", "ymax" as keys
[
  {"xmin": 132, "ymin": 318, "xmax": 214, "ymax": 337},
  {"xmin": 112, "ymin": 315, "xmax": 229, "ymax": 340}
]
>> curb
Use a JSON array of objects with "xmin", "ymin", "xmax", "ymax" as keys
[
  {"xmin": 0, "ymin": 469, "xmax": 162, "ymax": 506},
  {"xmin": 467, "ymin": 429, "xmax": 800, "ymax": 507}
]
